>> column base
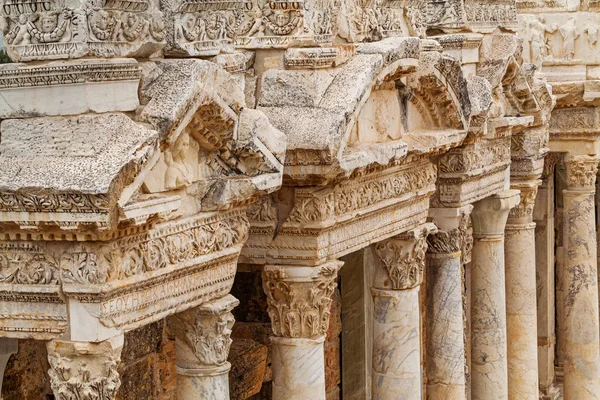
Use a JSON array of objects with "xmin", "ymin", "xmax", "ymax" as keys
[{"xmin": 177, "ymin": 363, "xmax": 231, "ymax": 400}]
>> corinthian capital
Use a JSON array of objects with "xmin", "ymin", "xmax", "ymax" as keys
[
  {"xmin": 168, "ymin": 295, "xmax": 239, "ymax": 369},
  {"xmin": 47, "ymin": 335, "xmax": 124, "ymax": 400},
  {"xmin": 565, "ymin": 155, "xmax": 600, "ymax": 190},
  {"xmin": 374, "ymin": 223, "xmax": 437, "ymax": 290},
  {"xmin": 508, "ymin": 180, "xmax": 541, "ymax": 221},
  {"xmin": 262, "ymin": 261, "xmax": 341, "ymax": 339},
  {"xmin": 427, "ymin": 206, "xmax": 473, "ymax": 255}
]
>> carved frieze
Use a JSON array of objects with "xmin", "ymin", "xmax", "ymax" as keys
[
  {"xmin": 464, "ymin": 0, "xmax": 518, "ymax": 33},
  {"xmin": 262, "ymin": 262, "xmax": 340, "ymax": 338},
  {"xmin": 0, "ymin": 0, "xmax": 165, "ymax": 61}
]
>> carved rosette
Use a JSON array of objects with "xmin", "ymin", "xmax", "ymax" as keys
[
  {"xmin": 374, "ymin": 224, "xmax": 437, "ymax": 290},
  {"xmin": 168, "ymin": 295, "xmax": 239, "ymax": 369},
  {"xmin": 47, "ymin": 336, "xmax": 123, "ymax": 400},
  {"xmin": 508, "ymin": 181, "xmax": 541, "ymax": 220},
  {"xmin": 262, "ymin": 262, "xmax": 341, "ymax": 339},
  {"xmin": 565, "ymin": 155, "xmax": 599, "ymax": 190}
]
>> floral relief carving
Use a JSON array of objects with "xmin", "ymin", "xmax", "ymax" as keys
[
  {"xmin": 565, "ymin": 156, "xmax": 600, "ymax": 189},
  {"xmin": 262, "ymin": 263, "xmax": 340, "ymax": 339},
  {"xmin": 439, "ymin": 139, "xmax": 511, "ymax": 174},
  {"xmin": 47, "ymin": 342, "xmax": 122, "ymax": 400},
  {"xmin": 168, "ymin": 296, "xmax": 238, "ymax": 367},
  {"xmin": 509, "ymin": 183, "xmax": 540, "ymax": 219},
  {"xmin": 375, "ymin": 225, "xmax": 435, "ymax": 290},
  {"xmin": 62, "ymin": 212, "xmax": 249, "ymax": 285},
  {"xmin": 287, "ymin": 164, "xmax": 436, "ymax": 224},
  {"xmin": 427, "ymin": 212, "xmax": 471, "ymax": 255},
  {"xmin": 0, "ymin": 244, "xmax": 59, "ymax": 285}
]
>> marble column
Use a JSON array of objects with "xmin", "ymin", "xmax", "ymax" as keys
[
  {"xmin": 470, "ymin": 190, "xmax": 520, "ymax": 400},
  {"xmin": 426, "ymin": 206, "xmax": 472, "ymax": 400},
  {"xmin": 168, "ymin": 295, "xmax": 239, "ymax": 400},
  {"xmin": 262, "ymin": 261, "xmax": 342, "ymax": 400},
  {"xmin": 372, "ymin": 224, "xmax": 436, "ymax": 400},
  {"xmin": 534, "ymin": 167, "xmax": 559, "ymax": 400},
  {"xmin": 505, "ymin": 182, "xmax": 540, "ymax": 400},
  {"xmin": 561, "ymin": 155, "xmax": 600, "ymax": 398},
  {"xmin": 47, "ymin": 333, "xmax": 124, "ymax": 400}
]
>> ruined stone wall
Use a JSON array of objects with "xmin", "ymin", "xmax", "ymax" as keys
[{"xmin": 2, "ymin": 322, "xmax": 177, "ymax": 400}]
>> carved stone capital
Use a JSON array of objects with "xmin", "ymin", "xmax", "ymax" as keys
[
  {"xmin": 262, "ymin": 262, "xmax": 341, "ymax": 339},
  {"xmin": 374, "ymin": 223, "xmax": 437, "ymax": 290},
  {"xmin": 542, "ymin": 152, "xmax": 564, "ymax": 179},
  {"xmin": 565, "ymin": 155, "xmax": 600, "ymax": 190},
  {"xmin": 508, "ymin": 180, "xmax": 541, "ymax": 221},
  {"xmin": 47, "ymin": 334, "xmax": 124, "ymax": 400},
  {"xmin": 471, "ymin": 190, "xmax": 521, "ymax": 236},
  {"xmin": 427, "ymin": 206, "xmax": 473, "ymax": 255},
  {"xmin": 168, "ymin": 295, "xmax": 239, "ymax": 370}
]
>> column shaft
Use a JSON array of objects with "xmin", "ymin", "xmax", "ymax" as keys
[
  {"xmin": 372, "ymin": 287, "xmax": 421, "ymax": 400},
  {"xmin": 562, "ymin": 155, "xmax": 600, "ymax": 398},
  {"xmin": 262, "ymin": 262, "xmax": 341, "ymax": 400},
  {"xmin": 470, "ymin": 190, "xmax": 519, "ymax": 400},
  {"xmin": 505, "ymin": 222, "xmax": 539, "ymax": 399},
  {"xmin": 426, "ymin": 206, "xmax": 472, "ymax": 400},
  {"xmin": 372, "ymin": 224, "xmax": 436, "ymax": 400}
]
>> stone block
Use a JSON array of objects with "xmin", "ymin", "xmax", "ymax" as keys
[
  {"xmin": 117, "ymin": 356, "xmax": 156, "ymax": 400},
  {"xmin": 121, "ymin": 321, "xmax": 163, "ymax": 366},
  {"xmin": 229, "ymin": 338, "xmax": 269, "ymax": 400},
  {"xmin": 0, "ymin": 59, "xmax": 140, "ymax": 118},
  {"xmin": 325, "ymin": 337, "xmax": 341, "ymax": 394}
]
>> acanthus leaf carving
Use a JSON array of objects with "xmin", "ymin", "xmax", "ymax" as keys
[
  {"xmin": 262, "ymin": 262, "xmax": 340, "ymax": 339},
  {"xmin": 565, "ymin": 155, "xmax": 599, "ymax": 190},
  {"xmin": 374, "ymin": 224, "xmax": 436, "ymax": 290}
]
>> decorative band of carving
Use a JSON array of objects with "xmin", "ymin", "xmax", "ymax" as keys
[
  {"xmin": 374, "ymin": 223, "xmax": 437, "ymax": 290},
  {"xmin": 262, "ymin": 262, "xmax": 341, "ymax": 339}
]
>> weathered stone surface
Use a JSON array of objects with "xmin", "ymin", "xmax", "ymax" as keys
[
  {"xmin": 228, "ymin": 338, "xmax": 268, "ymax": 400},
  {"xmin": 2, "ymin": 340, "xmax": 52, "ymax": 400}
]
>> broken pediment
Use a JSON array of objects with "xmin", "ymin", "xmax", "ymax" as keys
[{"xmin": 257, "ymin": 37, "xmax": 471, "ymax": 181}]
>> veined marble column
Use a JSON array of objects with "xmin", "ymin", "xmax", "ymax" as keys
[
  {"xmin": 534, "ymin": 167, "xmax": 559, "ymax": 400},
  {"xmin": 505, "ymin": 182, "xmax": 540, "ymax": 400},
  {"xmin": 470, "ymin": 190, "xmax": 520, "ymax": 400},
  {"xmin": 262, "ymin": 261, "xmax": 341, "ymax": 400},
  {"xmin": 426, "ymin": 206, "xmax": 472, "ymax": 400},
  {"xmin": 561, "ymin": 155, "xmax": 600, "ymax": 398},
  {"xmin": 372, "ymin": 224, "xmax": 436, "ymax": 400},
  {"xmin": 47, "ymin": 334, "xmax": 124, "ymax": 400},
  {"xmin": 168, "ymin": 295, "xmax": 239, "ymax": 400}
]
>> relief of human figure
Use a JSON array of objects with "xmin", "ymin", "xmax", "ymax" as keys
[
  {"xmin": 165, "ymin": 131, "xmax": 193, "ymax": 190},
  {"xmin": 528, "ymin": 16, "xmax": 556, "ymax": 67},
  {"xmin": 585, "ymin": 24, "xmax": 598, "ymax": 47},
  {"xmin": 559, "ymin": 17, "xmax": 580, "ymax": 61}
]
